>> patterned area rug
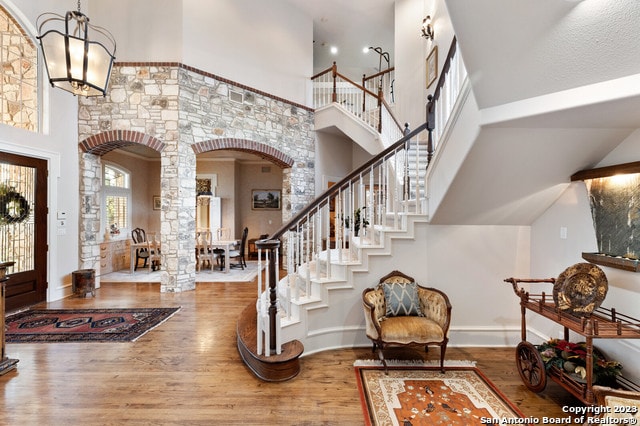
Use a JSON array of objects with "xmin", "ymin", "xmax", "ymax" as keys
[
  {"xmin": 5, "ymin": 307, "xmax": 180, "ymax": 343},
  {"xmin": 355, "ymin": 361, "xmax": 523, "ymax": 425}
]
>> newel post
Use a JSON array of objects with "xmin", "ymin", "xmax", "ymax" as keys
[
  {"xmin": 426, "ymin": 94, "xmax": 435, "ymax": 166},
  {"xmin": 256, "ymin": 239, "xmax": 280, "ymax": 352},
  {"xmin": 331, "ymin": 62, "xmax": 337, "ymax": 103}
]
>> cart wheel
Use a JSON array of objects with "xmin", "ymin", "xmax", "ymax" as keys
[{"xmin": 516, "ymin": 341, "xmax": 547, "ymax": 393}]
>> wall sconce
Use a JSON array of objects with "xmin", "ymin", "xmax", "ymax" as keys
[
  {"xmin": 421, "ymin": 16, "xmax": 434, "ymax": 40},
  {"xmin": 36, "ymin": 1, "xmax": 116, "ymax": 97}
]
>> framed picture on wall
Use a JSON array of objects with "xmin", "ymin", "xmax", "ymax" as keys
[
  {"xmin": 426, "ymin": 45, "xmax": 438, "ymax": 89},
  {"xmin": 251, "ymin": 189, "xmax": 281, "ymax": 210},
  {"xmin": 153, "ymin": 195, "xmax": 161, "ymax": 210}
]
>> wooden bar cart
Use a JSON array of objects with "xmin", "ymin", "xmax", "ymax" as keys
[{"xmin": 504, "ymin": 277, "xmax": 640, "ymax": 405}]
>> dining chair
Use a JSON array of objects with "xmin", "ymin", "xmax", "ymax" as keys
[
  {"xmin": 212, "ymin": 227, "xmax": 231, "ymax": 265},
  {"xmin": 196, "ymin": 230, "xmax": 217, "ymax": 272},
  {"xmin": 131, "ymin": 227, "xmax": 149, "ymax": 271},
  {"xmin": 147, "ymin": 232, "xmax": 161, "ymax": 272},
  {"xmin": 229, "ymin": 227, "xmax": 249, "ymax": 269}
]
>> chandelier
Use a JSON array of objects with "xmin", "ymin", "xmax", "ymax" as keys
[{"xmin": 36, "ymin": 1, "xmax": 116, "ymax": 97}]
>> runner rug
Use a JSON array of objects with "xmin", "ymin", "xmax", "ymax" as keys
[
  {"xmin": 4, "ymin": 307, "xmax": 180, "ymax": 343},
  {"xmin": 355, "ymin": 360, "xmax": 524, "ymax": 426}
]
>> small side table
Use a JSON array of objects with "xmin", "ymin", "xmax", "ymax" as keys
[
  {"xmin": 0, "ymin": 261, "xmax": 18, "ymax": 375},
  {"xmin": 72, "ymin": 269, "xmax": 96, "ymax": 297}
]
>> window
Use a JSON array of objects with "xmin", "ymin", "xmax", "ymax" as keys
[
  {"xmin": 103, "ymin": 163, "xmax": 131, "ymax": 236},
  {"xmin": 0, "ymin": 5, "xmax": 38, "ymax": 131}
]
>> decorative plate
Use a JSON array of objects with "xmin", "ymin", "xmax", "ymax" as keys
[{"xmin": 553, "ymin": 263, "xmax": 608, "ymax": 317}]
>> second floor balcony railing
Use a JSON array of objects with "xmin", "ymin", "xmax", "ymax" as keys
[{"xmin": 311, "ymin": 63, "xmax": 404, "ymax": 146}]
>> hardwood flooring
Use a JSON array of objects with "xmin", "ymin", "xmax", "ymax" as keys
[{"xmin": 1, "ymin": 278, "xmax": 585, "ymax": 425}]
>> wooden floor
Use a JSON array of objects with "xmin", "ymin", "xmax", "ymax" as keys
[{"xmin": 1, "ymin": 277, "xmax": 585, "ymax": 425}]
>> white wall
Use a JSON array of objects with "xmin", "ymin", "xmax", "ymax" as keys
[
  {"xmin": 427, "ymin": 225, "xmax": 530, "ymax": 346},
  {"xmin": 530, "ymin": 134, "xmax": 640, "ymax": 381},
  {"xmin": 46, "ymin": 0, "xmax": 312, "ymax": 106},
  {"xmin": 181, "ymin": 0, "xmax": 313, "ymax": 106},
  {"xmin": 394, "ymin": 0, "xmax": 455, "ymax": 130},
  {"xmin": 1, "ymin": 0, "xmax": 82, "ymax": 302},
  {"xmin": 101, "ymin": 152, "xmax": 162, "ymax": 237},
  {"xmin": 315, "ymin": 133, "xmax": 352, "ymax": 195},
  {"xmin": 91, "ymin": 0, "xmax": 183, "ymax": 62}
]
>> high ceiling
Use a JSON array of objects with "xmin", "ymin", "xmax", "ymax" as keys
[
  {"xmin": 119, "ymin": 0, "xmax": 396, "ymax": 160},
  {"xmin": 286, "ymin": 0, "xmax": 395, "ymax": 77}
]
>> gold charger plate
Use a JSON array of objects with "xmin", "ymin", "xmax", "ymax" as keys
[{"xmin": 553, "ymin": 263, "xmax": 608, "ymax": 317}]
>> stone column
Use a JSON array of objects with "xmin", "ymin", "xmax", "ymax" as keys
[
  {"xmin": 160, "ymin": 131, "xmax": 197, "ymax": 292},
  {"xmin": 78, "ymin": 152, "xmax": 102, "ymax": 273}
]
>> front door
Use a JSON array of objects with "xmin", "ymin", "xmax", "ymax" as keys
[{"xmin": 0, "ymin": 151, "xmax": 48, "ymax": 312}]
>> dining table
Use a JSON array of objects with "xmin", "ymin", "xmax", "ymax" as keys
[{"xmin": 209, "ymin": 240, "xmax": 238, "ymax": 273}]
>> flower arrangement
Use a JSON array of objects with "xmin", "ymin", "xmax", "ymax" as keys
[{"xmin": 537, "ymin": 339, "xmax": 622, "ymax": 385}]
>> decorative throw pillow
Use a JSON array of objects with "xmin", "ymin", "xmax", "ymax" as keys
[{"xmin": 383, "ymin": 282, "xmax": 423, "ymax": 317}]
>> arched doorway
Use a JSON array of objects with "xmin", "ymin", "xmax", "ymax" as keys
[{"xmin": 78, "ymin": 131, "xmax": 165, "ymax": 289}]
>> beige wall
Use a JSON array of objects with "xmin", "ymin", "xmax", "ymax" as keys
[
  {"xmin": 101, "ymin": 151, "xmax": 161, "ymax": 239},
  {"xmin": 102, "ymin": 153, "xmax": 285, "ymax": 243},
  {"xmin": 196, "ymin": 158, "xmax": 283, "ymax": 240},
  {"xmin": 238, "ymin": 163, "xmax": 284, "ymax": 239}
]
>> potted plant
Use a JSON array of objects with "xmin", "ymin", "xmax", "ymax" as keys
[
  {"xmin": 537, "ymin": 339, "xmax": 622, "ymax": 386},
  {"xmin": 343, "ymin": 207, "xmax": 369, "ymax": 237}
]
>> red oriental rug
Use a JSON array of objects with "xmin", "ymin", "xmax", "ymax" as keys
[
  {"xmin": 4, "ymin": 307, "xmax": 180, "ymax": 343},
  {"xmin": 355, "ymin": 361, "xmax": 524, "ymax": 426}
]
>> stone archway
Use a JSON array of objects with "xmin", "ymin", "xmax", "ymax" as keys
[
  {"xmin": 191, "ymin": 138, "xmax": 294, "ymax": 168},
  {"xmin": 79, "ymin": 130, "xmax": 166, "ymax": 155},
  {"xmin": 78, "ymin": 130, "xmax": 166, "ymax": 290}
]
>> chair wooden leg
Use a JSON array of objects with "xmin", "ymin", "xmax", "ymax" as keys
[
  {"xmin": 439, "ymin": 341, "xmax": 448, "ymax": 374},
  {"xmin": 377, "ymin": 348, "xmax": 388, "ymax": 375}
]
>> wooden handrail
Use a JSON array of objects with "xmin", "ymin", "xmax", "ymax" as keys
[
  {"xmin": 362, "ymin": 67, "xmax": 395, "ymax": 85},
  {"xmin": 381, "ymin": 97, "xmax": 402, "ymax": 130},
  {"xmin": 334, "ymin": 70, "xmax": 378, "ymax": 99},
  {"xmin": 310, "ymin": 64, "xmax": 334, "ymax": 81},
  {"xmin": 269, "ymin": 122, "xmax": 426, "ymax": 240},
  {"xmin": 430, "ymin": 37, "xmax": 457, "ymax": 104},
  {"xmin": 426, "ymin": 36, "xmax": 459, "ymax": 164}
]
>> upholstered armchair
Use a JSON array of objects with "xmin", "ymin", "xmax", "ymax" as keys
[
  {"xmin": 584, "ymin": 386, "xmax": 640, "ymax": 425},
  {"xmin": 362, "ymin": 270, "xmax": 452, "ymax": 372}
]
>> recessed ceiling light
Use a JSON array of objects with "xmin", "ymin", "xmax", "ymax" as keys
[{"xmin": 330, "ymin": 46, "xmax": 338, "ymax": 54}]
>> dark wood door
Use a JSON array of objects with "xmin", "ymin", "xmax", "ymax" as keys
[{"xmin": 0, "ymin": 151, "xmax": 48, "ymax": 312}]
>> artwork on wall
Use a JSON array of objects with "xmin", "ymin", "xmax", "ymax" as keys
[
  {"xmin": 571, "ymin": 162, "xmax": 640, "ymax": 271},
  {"xmin": 251, "ymin": 189, "xmax": 281, "ymax": 210},
  {"xmin": 153, "ymin": 195, "xmax": 161, "ymax": 210},
  {"xmin": 586, "ymin": 175, "xmax": 640, "ymax": 258},
  {"xmin": 426, "ymin": 45, "xmax": 438, "ymax": 89}
]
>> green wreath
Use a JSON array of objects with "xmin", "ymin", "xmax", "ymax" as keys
[{"xmin": 0, "ymin": 190, "xmax": 31, "ymax": 224}]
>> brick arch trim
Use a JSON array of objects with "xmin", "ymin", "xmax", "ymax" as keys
[
  {"xmin": 79, "ymin": 130, "xmax": 166, "ymax": 156},
  {"xmin": 191, "ymin": 138, "xmax": 294, "ymax": 168}
]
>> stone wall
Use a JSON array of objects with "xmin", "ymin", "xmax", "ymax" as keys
[{"xmin": 78, "ymin": 63, "xmax": 315, "ymax": 292}]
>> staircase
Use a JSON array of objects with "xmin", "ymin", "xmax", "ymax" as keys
[
  {"xmin": 237, "ymin": 40, "xmax": 467, "ymax": 381},
  {"xmin": 237, "ymin": 124, "xmax": 430, "ymax": 380},
  {"xmin": 276, "ymin": 212, "xmax": 428, "ymax": 353}
]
